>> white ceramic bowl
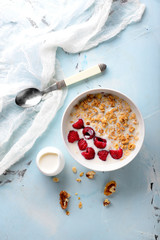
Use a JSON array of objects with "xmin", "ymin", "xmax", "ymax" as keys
[{"xmin": 62, "ymin": 89, "xmax": 145, "ymax": 171}]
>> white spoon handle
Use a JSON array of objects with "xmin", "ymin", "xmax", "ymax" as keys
[{"xmin": 64, "ymin": 64, "xmax": 106, "ymax": 86}]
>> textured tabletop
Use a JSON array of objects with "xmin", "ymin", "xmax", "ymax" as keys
[{"xmin": 0, "ymin": 0, "xmax": 160, "ymax": 239}]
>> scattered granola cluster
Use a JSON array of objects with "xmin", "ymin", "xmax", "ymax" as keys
[
  {"xmin": 69, "ymin": 93, "xmax": 139, "ymax": 159},
  {"xmin": 58, "ymin": 167, "xmax": 96, "ymax": 215},
  {"xmin": 72, "ymin": 166, "xmax": 96, "ymax": 181},
  {"xmin": 58, "ymin": 167, "xmax": 118, "ymax": 215},
  {"xmin": 53, "ymin": 177, "xmax": 59, "ymax": 183}
]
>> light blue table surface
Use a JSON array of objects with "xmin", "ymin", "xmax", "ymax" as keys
[{"xmin": 0, "ymin": 0, "xmax": 160, "ymax": 239}]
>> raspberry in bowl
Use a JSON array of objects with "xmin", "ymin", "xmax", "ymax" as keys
[{"xmin": 62, "ymin": 89, "xmax": 145, "ymax": 171}]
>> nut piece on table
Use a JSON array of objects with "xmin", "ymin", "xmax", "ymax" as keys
[
  {"xmin": 59, "ymin": 190, "xmax": 70, "ymax": 209},
  {"xmin": 104, "ymin": 181, "xmax": 117, "ymax": 196},
  {"xmin": 103, "ymin": 199, "xmax": 111, "ymax": 206},
  {"xmin": 86, "ymin": 171, "xmax": 96, "ymax": 179}
]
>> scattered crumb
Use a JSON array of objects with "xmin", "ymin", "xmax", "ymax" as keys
[
  {"xmin": 76, "ymin": 178, "xmax": 81, "ymax": 183},
  {"xmin": 66, "ymin": 211, "xmax": 70, "ymax": 216},
  {"xmin": 53, "ymin": 177, "xmax": 59, "ymax": 183},
  {"xmin": 72, "ymin": 166, "xmax": 77, "ymax": 173},
  {"xmin": 79, "ymin": 202, "xmax": 82, "ymax": 209},
  {"xmin": 103, "ymin": 199, "xmax": 111, "ymax": 206},
  {"xmin": 78, "ymin": 197, "xmax": 80, "ymax": 200},
  {"xmin": 86, "ymin": 171, "xmax": 96, "ymax": 179},
  {"xmin": 79, "ymin": 172, "xmax": 84, "ymax": 177},
  {"xmin": 75, "ymin": 193, "xmax": 78, "ymax": 196}
]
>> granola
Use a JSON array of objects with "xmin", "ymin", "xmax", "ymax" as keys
[
  {"xmin": 68, "ymin": 93, "xmax": 139, "ymax": 162},
  {"xmin": 53, "ymin": 177, "xmax": 59, "ymax": 183},
  {"xmin": 66, "ymin": 210, "xmax": 70, "ymax": 216},
  {"xmin": 79, "ymin": 172, "xmax": 84, "ymax": 177},
  {"xmin": 72, "ymin": 166, "xmax": 77, "ymax": 173},
  {"xmin": 79, "ymin": 202, "xmax": 82, "ymax": 209},
  {"xmin": 76, "ymin": 178, "xmax": 81, "ymax": 182}
]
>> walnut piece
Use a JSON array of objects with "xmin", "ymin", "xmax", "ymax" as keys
[
  {"xmin": 59, "ymin": 191, "xmax": 70, "ymax": 210},
  {"xmin": 86, "ymin": 171, "xmax": 96, "ymax": 179},
  {"xmin": 104, "ymin": 181, "xmax": 117, "ymax": 196},
  {"xmin": 103, "ymin": 199, "xmax": 111, "ymax": 206}
]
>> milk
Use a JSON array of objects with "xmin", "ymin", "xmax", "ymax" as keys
[{"xmin": 39, "ymin": 153, "xmax": 59, "ymax": 173}]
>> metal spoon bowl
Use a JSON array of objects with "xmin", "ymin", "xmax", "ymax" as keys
[{"xmin": 15, "ymin": 88, "xmax": 43, "ymax": 108}]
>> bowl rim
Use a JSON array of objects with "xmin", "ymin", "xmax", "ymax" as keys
[{"xmin": 61, "ymin": 88, "xmax": 145, "ymax": 171}]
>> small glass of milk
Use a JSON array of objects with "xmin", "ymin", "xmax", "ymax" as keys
[{"xmin": 36, "ymin": 147, "xmax": 65, "ymax": 176}]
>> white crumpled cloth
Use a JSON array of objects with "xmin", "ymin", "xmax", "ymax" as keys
[{"xmin": 0, "ymin": 0, "xmax": 145, "ymax": 175}]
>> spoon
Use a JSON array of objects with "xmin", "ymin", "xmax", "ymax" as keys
[{"xmin": 15, "ymin": 63, "xmax": 106, "ymax": 108}]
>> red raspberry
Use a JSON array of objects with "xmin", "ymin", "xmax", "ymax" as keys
[
  {"xmin": 68, "ymin": 130, "xmax": 80, "ymax": 143},
  {"xmin": 81, "ymin": 147, "xmax": 95, "ymax": 160},
  {"xmin": 82, "ymin": 127, "xmax": 95, "ymax": 140},
  {"xmin": 94, "ymin": 137, "xmax": 107, "ymax": 149},
  {"xmin": 72, "ymin": 119, "xmax": 84, "ymax": 129},
  {"xmin": 110, "ymin": 148, "xmax": 123, "ymax": 159},
  {"xmin": 78, "ymin": 138, "xmax": 88, "ymax": 150},
  {"xmin": 98, "ymin": 150, "xmax": 109, "ymax": 161}
]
